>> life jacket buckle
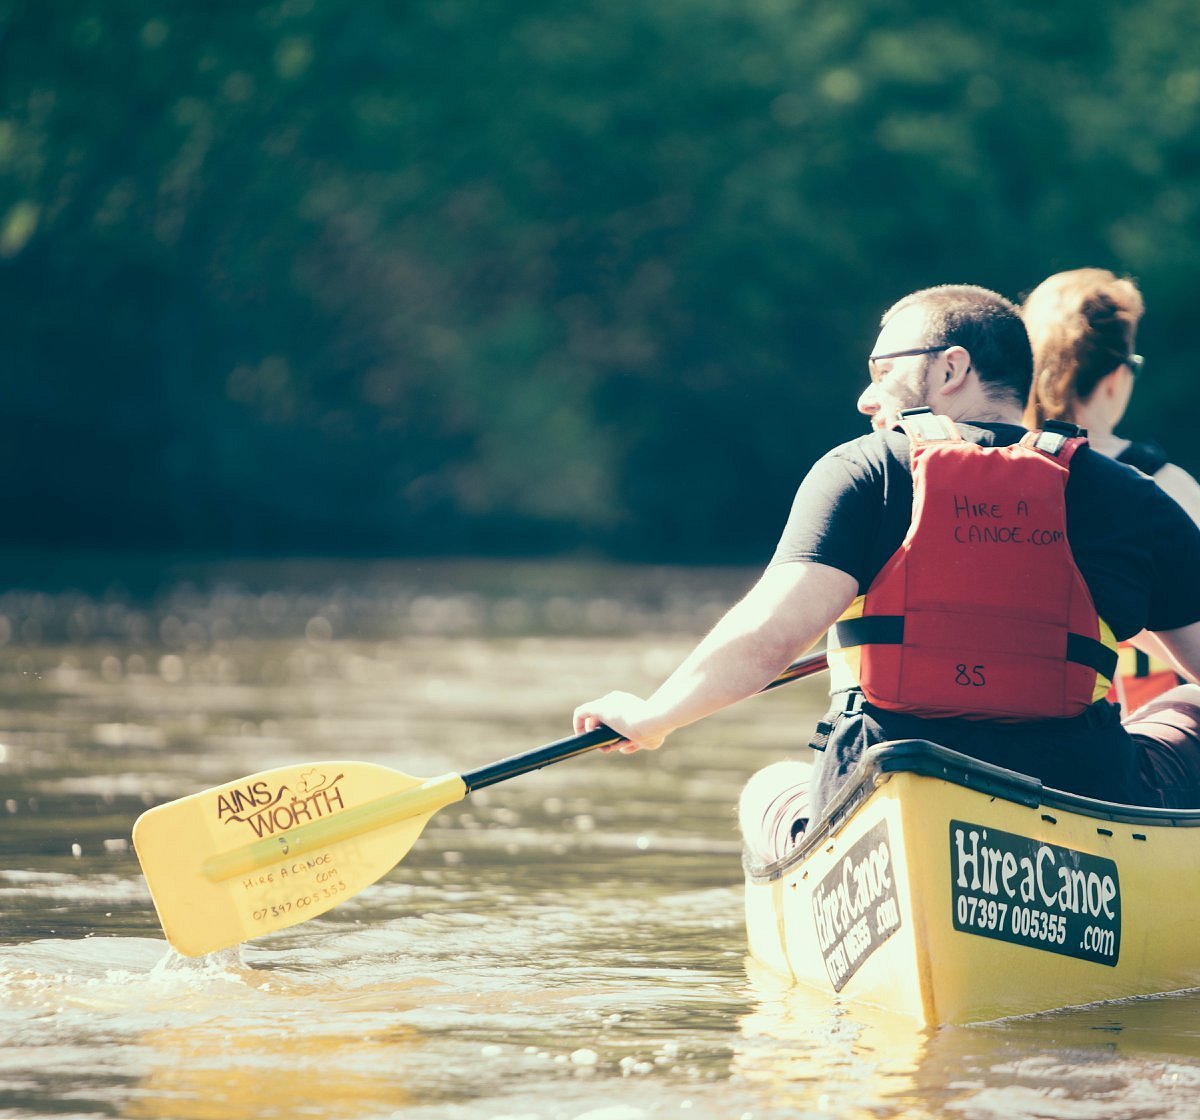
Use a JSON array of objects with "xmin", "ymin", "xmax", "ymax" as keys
[
  {"xmin": 897, "ymin": 408, "xmax": 961, "ymax": 444},
  {"xmin": 1031, "ymin": 419, "xmax": 1087, "ymax": 458}
]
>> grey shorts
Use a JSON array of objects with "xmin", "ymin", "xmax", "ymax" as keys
[{"xmin": 1125, "ymin": 685, "xmax": 1200, "ymax": 809}]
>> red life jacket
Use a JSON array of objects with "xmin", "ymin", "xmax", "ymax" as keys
[{"xmin": 827, "ymin": 410, "xmax": 1118, "ymax": 722}]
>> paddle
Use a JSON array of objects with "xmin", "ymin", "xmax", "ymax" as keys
[{"xmin": 132, "ymin": 648, "xmax": 830, "ymax": 957}]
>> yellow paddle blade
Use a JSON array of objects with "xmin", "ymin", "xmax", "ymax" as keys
[{"xmin": 132, "ymin": 761, "xmax": 466, "ymax": 957}]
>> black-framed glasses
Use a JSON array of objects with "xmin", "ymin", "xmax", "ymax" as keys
[
  {"xmin": 1126, "ymin": 353, "xmax": 1144, "ymax": 376},
  {"xmin": 867, "ymin": 344, "xmax": 952, "ymax": 378}
]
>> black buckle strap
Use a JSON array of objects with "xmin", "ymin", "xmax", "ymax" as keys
[
  {"xmin": 809, "ymin": 690, "xmax": 864, "ymax": 752},
  {"xmin": 832, "ymin": 615, "xmax": 904, "ymax": 648},
  {"xmin": 836, "ymin": 616, "xmax": 1115, "ymax": 681},
  {"xmin": 1042, "ymin": 419, "xmax": 1086, "ymax": 438},
  {"xmin": 1065, "ymin": 632, "xmax": 1119, "ymax": 681}
]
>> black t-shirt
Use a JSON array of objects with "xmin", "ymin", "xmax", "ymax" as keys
[
  {"xmin": 769, "ymin": 422, "xmax": 1200, "ymax": 810},
  {"xmin": 1116, "ymin": 439, "xmax": 1169, "ymax": 477},
  {"xmin": 770, "ymin": 422, "xmax": 1200, "ymax": 640}
]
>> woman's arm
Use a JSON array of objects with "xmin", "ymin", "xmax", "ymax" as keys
[{"xmin": 1147, "ymin": 621, "xmax": 1200, "ymax": 685}]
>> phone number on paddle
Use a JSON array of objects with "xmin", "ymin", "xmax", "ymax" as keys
[{"xmin": 251, "ymin": 875, "xmax": 348, "ymax": 922}]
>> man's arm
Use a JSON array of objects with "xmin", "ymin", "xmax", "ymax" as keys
[{"xmin": 572, "ymin": 560, "xmax": 859, "ymax": 752}]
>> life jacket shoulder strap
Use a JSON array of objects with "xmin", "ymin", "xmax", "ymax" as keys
[
  {"xmin": 896, "ymin": 407, "xmax": 963, "ymax": 446},
  {"xmin": 1020, "ymin": 419, "xmax": 1088, "ymax": 466}
]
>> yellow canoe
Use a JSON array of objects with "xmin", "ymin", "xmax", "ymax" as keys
[{"xmin": 744, "ymin": 740, "xmax": 1200, "ymax": 1025}]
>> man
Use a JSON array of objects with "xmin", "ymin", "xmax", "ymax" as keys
[{"xmin": 573, "ymin": 285, "xmax": 1200, "ymax": 862}]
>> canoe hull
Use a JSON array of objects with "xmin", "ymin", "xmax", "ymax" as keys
[{"xmin": 744, "ymin": 740, "xmax": 1200, "ymax": 1025}]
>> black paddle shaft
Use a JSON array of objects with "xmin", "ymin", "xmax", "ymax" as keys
[
  {"xmin": 464, "ymin": 725, "xmax": 621, "ymax": 791},
  {"xmin": 461, "ymin": 648, "xmax": 829, "ymax": 793}
]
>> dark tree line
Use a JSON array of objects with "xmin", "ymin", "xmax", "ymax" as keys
[{"xmin": 4, "ymin": 0, "xmax": 1200, "ymax": 562}]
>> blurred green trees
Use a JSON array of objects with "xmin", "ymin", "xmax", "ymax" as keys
[{"xmin": 4, "ymin": 0, "xmax": 1200, "ymax": 560}]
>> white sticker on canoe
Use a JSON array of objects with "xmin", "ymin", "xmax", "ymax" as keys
[
  {"xmin": 950, "ymin": 820, "xmax": 1120, "ymax": 967},
  {"xmin": 812, "ymin": 820, "xmax": 902, "ymax": 992}
]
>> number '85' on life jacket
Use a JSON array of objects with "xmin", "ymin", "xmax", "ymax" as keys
[{"xmin": 827, "ymin": 409, "xmax": 1119, "ymax": 722}]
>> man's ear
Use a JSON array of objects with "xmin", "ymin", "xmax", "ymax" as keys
[{"xmin": 938, "ymin": 345, "xmax": 973, "ymax": 396}]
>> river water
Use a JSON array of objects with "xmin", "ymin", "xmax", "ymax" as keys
[{"xmin": 3, "ymin": 557, "xmax": 1200, "ymax": 1120}]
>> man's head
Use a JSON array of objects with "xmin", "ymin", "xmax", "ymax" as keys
[{"xmin": 858, "ymin": 284, "xmax": 1033, "ymax": 431}]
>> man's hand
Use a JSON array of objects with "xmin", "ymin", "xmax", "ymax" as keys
[{"xmin": 572, "ymin": 692, "xmax": 670, "ymax": 753}]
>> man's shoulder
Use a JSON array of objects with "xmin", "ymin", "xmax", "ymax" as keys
[
  {"xmin": 825, "ymin": 420, "xmax": 1017, "ymax": 465},
  {"xmin": 791, "ymin": 431, "xmax": 902, "ymax": 509},
  {"xmin": 823, "ymin": 428, "xmax": 907, "ymax": 467},
  {"xmin": 1071, "ymin": 442, "xmax": 1159, "ymax": 487},
  {"xmin": 1115, "ymin": 439, "xmax": 1169, "ymax": 476},
  {"xmin": 1066, "ymin": 441, "xmax": 1186, "ymax": 525}
]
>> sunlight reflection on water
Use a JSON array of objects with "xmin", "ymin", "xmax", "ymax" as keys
[{"xmin": 3, "ymin": 559, "xmax": 1200, "ymax": 1119}]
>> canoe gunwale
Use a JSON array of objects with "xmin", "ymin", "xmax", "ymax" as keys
[{"xmin": 745, "ymin": 738, "xmax": 1200, "ymax": 885}]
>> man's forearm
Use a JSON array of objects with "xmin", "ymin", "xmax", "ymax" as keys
[{"xmin": 640, "ymin": 561, "xmax": 857, "ymax": 736}]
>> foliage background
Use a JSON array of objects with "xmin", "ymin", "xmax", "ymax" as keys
[{"xmin": 5, "ymin": 0, "xmax": 1200, "ymax": 564}]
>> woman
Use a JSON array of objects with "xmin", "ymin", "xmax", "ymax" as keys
[
  {"xmin": 1021, "ymin": 267, "xmax": 1200, "ymax": 522},
  {"xmin": 1023, "ymin": 267, "xmax": 1200, "ymax": 710}
]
